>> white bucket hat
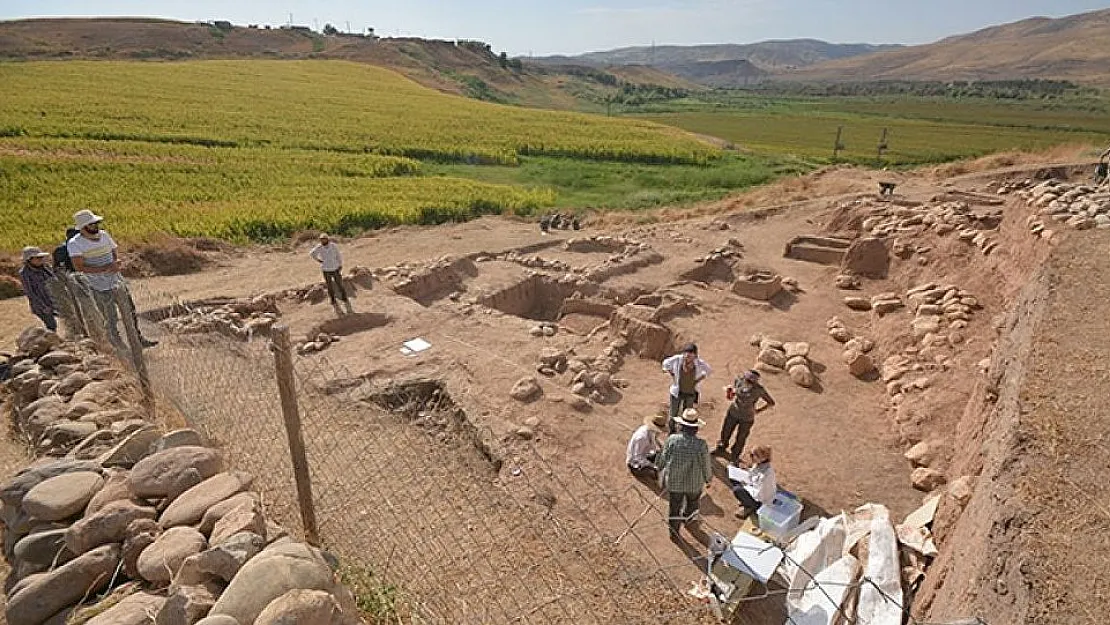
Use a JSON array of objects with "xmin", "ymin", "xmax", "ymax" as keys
[
  {"xmin": 74, "ymin": 209, "xmax": 104, "ymax": 230},
  {"xmin": 21, "ymin": 246, "xmax": 49, "ymax": 263},
  {"xmin": 676, "ymin": 408, "xmax": 705, "ymax": 429}
]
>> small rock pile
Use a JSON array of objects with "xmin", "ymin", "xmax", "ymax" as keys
[
  {"xmin": 528, "ymin": 322, "xmax": 559, "ymax": 338},
  {"xmin": 835, "ymin": 273, "xmax": 862, "ymax": 290},
  {"xmin": 749, "ymin": 335, "xmax": 816, "ymax": 388},
  {"xmin": 161, "ymin": 297, "xmax": 281, "ymax": 341},
  {"xmin": 1019, "ymin": 178, "xmax": 1110, "ymax": 233},
  {"xmin": 1, "ymin": 327, "xmax": 362, "ymax": 625},
  {"xmin": 906, "ymin": 282, "xmax": 980, "ymax": 345},
  {"xmin": 295, "ymin": 332, "xmax": 340, "ymax": 355},
  {"xmin": 486, "ymin": 251, "xmax": 571, "ymax": 272},
  {"xmin": 842, "ymin": 292, "xmax": 904, "ymax": 314},
  {"xmin": 823, "ymin": 319, "xmax": 877, "ymax": 378},
  {"xmin": 694, "ymin": 239, "xmax": 744, "ymax": 264}
]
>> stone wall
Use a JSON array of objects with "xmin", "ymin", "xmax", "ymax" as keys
[{"xmin": 1, "ymin": 327, "xmax": 364, "ymax": 625}]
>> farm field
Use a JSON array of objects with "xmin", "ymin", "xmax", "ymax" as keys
[{"xmin": 633, "ymin": 95, "xmax": 1110, "ymax": 165}]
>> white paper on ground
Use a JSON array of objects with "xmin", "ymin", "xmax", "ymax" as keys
[
  {"xmin": 721, "ymin": 531, "xmax": 784, "ymax": 584},
  {"xmin": 401, "ymin": 338, "xmax": 431, "ymax": 354},
  {"xmin": 782, "ymin": 514, "xmax": 849, "ymax": 595},
  {"xmin": 785, "ymin": 554, "xmax": 861, "ymax": 625},
  {"xmin": 857, "ymin": 505, "xmax": 904, "ymax": 625}
]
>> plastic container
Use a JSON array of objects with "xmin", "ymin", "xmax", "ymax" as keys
[{"xmin": 757, "ymin": 489, "xmax": 802, "ymax": 541}]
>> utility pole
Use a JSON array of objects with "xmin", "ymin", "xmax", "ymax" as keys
[
  {"xmin": 833, "ymin": 126, "xmax": 845, "ymax": 160},
  {"xmin": 288, "ymin": 12, "xmax": 293, "ymax": 27},
  {"xmin": 346, "ymin": 21, "xmax": 351, "ymax": 34}
]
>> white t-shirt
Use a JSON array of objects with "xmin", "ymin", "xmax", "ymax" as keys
[
  {"xmin": 310, "ymin": 242, "xmax": 343, "ymax": 272},
  {"xmin": 67, "ymin": 231, "xmax": 120, "ymax": 292},
  {"xmin": 626, "ymin": 425, "xmax": 660, "ymax": 468},
  {"xmin": 742, "ymin": 463, "xmax": 778, "ymax": 506}
]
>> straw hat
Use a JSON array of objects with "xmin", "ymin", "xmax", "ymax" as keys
[
  {"xmin": 644, "ymin": 414, "xmax": 669, "ymax": 430},
  {"xmin": 675, "ymin": 408, "xmax": 705, "ymax": 429}
]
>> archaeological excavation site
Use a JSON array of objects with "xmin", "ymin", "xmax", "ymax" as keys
[{"xmin": 2, "ymin": 160, "xmax": 1108, "ymax": 625}]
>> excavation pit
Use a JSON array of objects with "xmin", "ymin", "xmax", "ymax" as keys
[
  {"xmin": 783, "ymin": 235, "xmax": 852, "ymax": 265},
  {"xmin": 478, "ymin": 275, "xmax": 571, "ymax": 322}
]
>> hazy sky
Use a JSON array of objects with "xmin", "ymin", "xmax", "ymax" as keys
[{"xmin": 3, "ymin": 0, "xmax": 1107, "ymax": 56}]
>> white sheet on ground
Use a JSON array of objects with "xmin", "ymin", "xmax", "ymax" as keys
[
  {"xmin": 785, "ymin": 555, "xmax": 860, "ymax": 625},
  {"xmin": 856, "ymin": 505, "xmax": 904, "ymax": 625},
  {"xmin": 782, "ymin": 514, "xmax": 849, "ymax": 593},
  {"xmin": 721, "ymin": 531, "xmax": 784, "ymax": 584}
]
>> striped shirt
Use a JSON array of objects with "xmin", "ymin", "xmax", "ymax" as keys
[
  {"xmin": 656, "ymin": 432, "xmax": 712, "ymax": 494},
  {"xmin": 67, "ymin": 231, "xmax": 120, "ymax": 291}
]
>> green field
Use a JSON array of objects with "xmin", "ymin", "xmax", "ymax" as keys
[
  {"xmin": 631, "ymin": 95, "xmax": 1110, "ymax": 165},
  {"xmin": 0, "ymin": 60, "xmax": 758, "ymax": 252}
]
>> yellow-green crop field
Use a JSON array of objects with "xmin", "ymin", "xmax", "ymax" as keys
[{"xmin": 0, "ymin": 60, "xmax": 724, "ymax": 253}]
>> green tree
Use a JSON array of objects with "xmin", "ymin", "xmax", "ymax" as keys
[{"xmin": 323, "ymin": 23, "xmax": 339, "ymax": 35}]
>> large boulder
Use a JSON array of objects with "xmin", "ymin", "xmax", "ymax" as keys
[
  {"xmin": 23, "ymin": 471, "xmax": 105, "ymax": 522},
  {"xmin": 72, "ymin": 380, "xmax": 133, "ymax": 408},
  {"xmin": 198, "ymin": 492, "xmax": 260, "ymax": 535},
  {"xmin": 160, "ymin": 472, "xmax": 253, "ymax": 528},
  {"xmin": 153, "ymin": 430, "xmax": 206, "ymax": 454},
  {"xmin": 130, "ymin": 447, "xmax": 224, "ymax": 499},
  {"xmin": 37, "ymin": 350, "xmax": 81, "ymax": 369},
  {"xmin": 509, "ymin": 377, "xmax": 542, "ymax": 402},
  {"xmin": 13, "ymin": 528, "xmax": 76, "ymax": 579},
  {"xmin": 85, "ymin": 469, "xmax": 133, "ymax": 516},
  {"xmin": 194, "ymin": 617, "xmax": 239, "ymax": 625},
  {"xmin": 210, "ymin": 501, "xmax": 265, "ymax": 547},
  {"xmin": 66, "ymin": 500, "xmax": 157, "ymax": 555},
  {"xmin": 85, "ymin": 592, "xmax": 166, "ymax": 625},
  {"xmin": 17, "ymin": 327, "xmax": 62, "ymax": 359},
  {"xmin": 840, "ymin": 237, "xmax": 889, "ymax": 279},
  {"xmin": 5, "ymin": 544, "xmax": 121, "ymax": 625},
  {"xmin": 122, "ymin": 520, "xmax": 162, "ymax": 581},
  {"xmin": 911, "ymin": 468, "xmax": 947, "ymax": 492},
  {"xmin": 255, "ymin": 589, "xmax": 354, "ymax": 625},
  {"xmin": 137, "ymin": 527, "xmax": 208, "ymax": 585},
  {"xmin": 1, "ymin": 459, "xmax": 102, "ymax": 521},
  {"xmin": 155, "ymin": 585, "xmax": 217, "ymax": 625},
  {"xmin": 208, "ymin": 543, "xmax": 339, "ymax": 625},
  {"xmin": 42, "ymin": 421, "xmax": 99, "ymax": 447},
  {"xmin": 55, "ymin": 371, "xmax": 93, "ymax": 397},
  {"xmin": 186, "ymin": 532, "xmax": 266, "ymax": 584}
]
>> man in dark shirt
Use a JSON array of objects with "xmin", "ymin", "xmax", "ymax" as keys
[
  {"xmin": 53, "ymin": 228, "xmax": 79, "ymax": 273},
  {"xmin": 715, "ymin": 370, "xmax": 775, "ymax": 465},
  {"xmin": 18, "ymin": 247, "xmax": 57, "ymax": 332}
]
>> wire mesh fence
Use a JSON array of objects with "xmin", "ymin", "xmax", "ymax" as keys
[{"xmin": 113, "ymin": 279, "xmax": 720, "ymax": 625}]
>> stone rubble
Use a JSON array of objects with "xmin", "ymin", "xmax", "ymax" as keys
[
  {"xmin": 1, "ymin": 327, "xmax": 363, "ymax": 625},
  {"xmin": 1018, "ymin": 178, "xmax": 1110, "ymax": 235}
]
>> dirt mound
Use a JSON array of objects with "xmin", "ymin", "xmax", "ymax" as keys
[{"xmin": 123, "ymin": 236, "xmax": 211, "ymax": 277}]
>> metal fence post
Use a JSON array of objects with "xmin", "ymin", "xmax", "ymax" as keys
[
  {"xmin": 271, "ymin": 324, "xmax": 320, "ymax": 546},
  {"xmin": 114, "ymin": 286, "xmax": 155, "ymax": 417}
]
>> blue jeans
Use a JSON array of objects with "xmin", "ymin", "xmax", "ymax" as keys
[{"xmin": 35, "ymin": 312, "xmax": 57, "ymax": 332}]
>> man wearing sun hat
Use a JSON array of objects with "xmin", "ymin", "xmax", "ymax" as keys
[
  {"xmin": 626, "ymin": 414, "xmax": 669, "ymax": 479},
  {"xmin": 66, "ymin": 209, "xmax": 157, "ymax": 349},
  {"xmin": 18, "ymin": 246, "xmax": 57, "ymax": 332},
  {"xmin": 656, "ymin": 408, "xmax": 712, "ymax": 535},
  {"xmin": 309, "ymin": 233, "xmax": 354, "ymax": 316}
]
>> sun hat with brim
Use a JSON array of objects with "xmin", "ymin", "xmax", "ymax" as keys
[
  {"xmin": 21, "ymin": 247, "xmax": 49, "ymax": 263},
  {"xmin": 676, "ymin": 408, "xmax": 705, "ymax": 429},
  {"xmin": 644, "ymin": 414, "xmax": 669, "ymax": 430},
  {"xmin": 73, "ymin": 209, "xmax": 104, "ymax": 230}
]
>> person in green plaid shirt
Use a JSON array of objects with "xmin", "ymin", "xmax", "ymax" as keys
[{"xmin": 656, "ymin": 408, "xmax": 712, "ymax": 535}]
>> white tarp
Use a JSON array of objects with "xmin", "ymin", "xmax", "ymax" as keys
[
  {"xmin": 856, "ymin": 505, "xmax": 904, "ymax": 625},
  {"xmin": 782, "ymin": 514, "xmax": 849, "ymax": 593},
  {"xmin": 786, "ymin": 555, "xmax": 861, "ymax": 625}
]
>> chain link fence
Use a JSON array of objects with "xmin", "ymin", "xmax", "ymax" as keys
[{"xmin": 109, "ymin": 280, "xmax": 722, "ymax": 625}]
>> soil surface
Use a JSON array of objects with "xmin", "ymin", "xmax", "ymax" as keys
[{"xmin": 2, "ymin": 158, "xmax": 1107, "ymax": 623}]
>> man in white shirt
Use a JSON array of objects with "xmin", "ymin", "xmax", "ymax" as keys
[
  {"xmin": 626, "ymin": 415, "xmax": 668, "ymax": 479},
  {"xmin": 67, "ymin": 209, "xmax": 157, "ymax": 349},
  {"xmin": 728, "ymin": 446, "xmax": 777, "ymax": 519},
  {"xmin": 309, "ymin": 233, "xmax": 354, "ymax": 316},
  {"xmin": 661, "ymin": 343, "xmax": 711, "ymax": 433}
]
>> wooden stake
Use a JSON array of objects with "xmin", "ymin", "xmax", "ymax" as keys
[
  {"xmin": 114, "ymin": 286, "xmax": 154, "ymax": 417},
  {"xmin": 271, "ymin": 324, "xmax": 321, "ymax": 546}
]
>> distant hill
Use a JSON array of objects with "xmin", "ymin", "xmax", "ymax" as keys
[
  {"xmin": 532, "ymin": 40, "xmax": 900, "ymax": 86},
  {"xmin": 0, "ymin": 18, "xmax": 698, "ymax": 110},
  {"xmin": 789, "ymin": 8, "xmax": 1110, "ymax": 86}
]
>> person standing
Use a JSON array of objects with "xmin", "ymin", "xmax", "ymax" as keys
[
  {"xmin": 715, "ymin": 370, "xmax": 776, "ymax": 465},
  {"xmin": 18, "ymin": 247, "xmax": 57, "ymax": 332},
  {"xmin": 310, "ymin": 233, "xmax": 354, "ymax": 316},
  {"xmin": 52, "ymin": 228, "xmax": 79, "ymax": 273},
  {"xmin": 662, "ymin": 343, "xmax": 711, "ymax": 433},
  {"xmin": 626, "ymin": 414, "xmax": 669, "ymax": 479},
  {"xmin": 656, "ymin": 409, "xmax": 712, "ymax": 536},
  {"xmin": 67, "ymin": 209, "xmax": 157, "ymax": 349}
]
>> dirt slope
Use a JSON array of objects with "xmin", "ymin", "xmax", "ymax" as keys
[{"xmin": 788, "ymin": 8, "xmax": 1110, "ymax": 86}]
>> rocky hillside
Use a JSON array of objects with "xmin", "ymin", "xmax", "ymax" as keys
[
  {"xmin": 0, "ymin": 18, "xmax": 696, "ymax": 110},
  {"xmin": 787, "ymin": 8, "xmax": 1110, "ymax": 86}
]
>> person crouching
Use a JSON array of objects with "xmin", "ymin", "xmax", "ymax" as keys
[
  {"xmin": 729, "ymin": 445, "xmax": 777, "ymax": 519},
  {"xmin": 626, "ymin": 414, "xmax": 669, "ymax": 479}
]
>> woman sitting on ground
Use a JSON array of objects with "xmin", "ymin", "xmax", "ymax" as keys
[{"xmin": 728, "ymin": 445, "xmax": 777, "ymax": 519}]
